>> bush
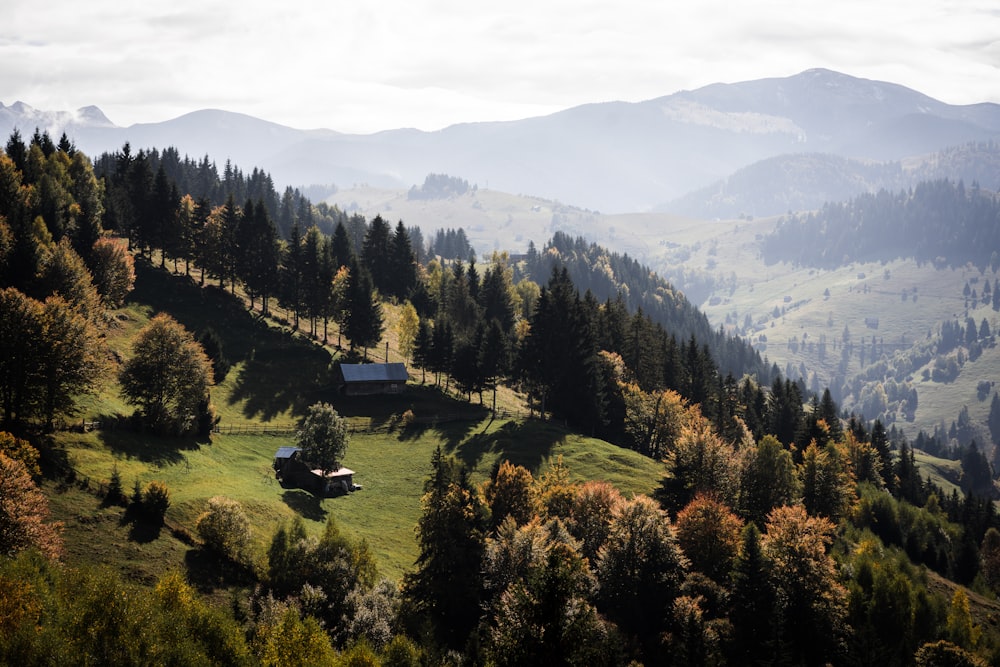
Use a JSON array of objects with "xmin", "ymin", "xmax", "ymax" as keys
[
  {"xmin": 196, "ymin": 496, "xmax": 252, "ymax": 564},
  {"xmin": 141, "ymin": 481, "xmax": 171, "ymax": 521},
  {"xmin": 105, "ymin": 464, "xmax": 125, "ymax": 505}
]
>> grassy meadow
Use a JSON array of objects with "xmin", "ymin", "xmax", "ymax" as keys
[{"xmin": 48, "ymin": 259, "xmax": 665, "ymax": 584}]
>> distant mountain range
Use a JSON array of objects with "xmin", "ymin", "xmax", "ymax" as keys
[{"xmin": 3, "ymin": 68, "xmax": 1000, "ymax": 214}]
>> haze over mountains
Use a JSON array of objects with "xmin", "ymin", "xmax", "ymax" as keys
[{"xmin": 4, "ymin": 68, "xmax": 1000, "ymax": 215}]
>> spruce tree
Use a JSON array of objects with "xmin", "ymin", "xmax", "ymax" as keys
[
  {"xmin": 344, "ymin": 258, "xmax": 383, "ymax": 358},
  {"xmin": 402, "ymin": 447, "xmax": 486, "ymax": 649},
  {"xmin": 388, "ymin": 220, "xmax": 417, "ymax": 300},
  {"xmin": 362, "ymin": 214, "xmax": 391, "ymax": 293}
]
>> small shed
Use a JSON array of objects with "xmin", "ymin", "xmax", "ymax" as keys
[
  {"xmin": 337, "ymin": 362, "xmax": 409, "ymax": 395},
  {"xmin": 273, "ymin": 447, "xmax": 357, "ymax": 496}
]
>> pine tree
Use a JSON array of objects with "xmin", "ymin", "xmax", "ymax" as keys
[
  {"xmin": 279, "ymin": 221, "xmax": 304, "ymax": 328},
  {"xmin": 331, "ymin": 220, "xmax": 353, "ymax": 269},
  {"xmin": 362, "ymin": 214, "xmax": 391, "ymax": 293},
  {"xmin": 402, "ymin": 448, "xmax": 487, "ymax": 649},
  {"xmin": 412, "ymin": 318, "xmax": 433, "ymax": 383},
  {"xmin": 478, "ymin": 319, "xmax": 510, "ymax": 412},
  {"xmin": 729, "ymin": 523, "xmax": 777, "ymax": 664},
  {"xmin": 388, "ymin": 220, "xmax": 417, "ymax": 300},
  {"xmin": 344, "ymin": 258, "xmax": 383, "ymax": 358},
  {"xmin": 870, "ymin": 419, "xmax": 896, "ymax": 492}
]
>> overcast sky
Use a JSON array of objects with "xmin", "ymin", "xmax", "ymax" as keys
[{"xmin": 3, "ymin": 1, "xmax": 999, "ymax": 134}]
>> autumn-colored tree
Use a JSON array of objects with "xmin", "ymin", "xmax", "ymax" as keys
[
  {"xmin": 946, "ymin": 589, "xmax": 981, "ymax": 651},
  {"xmin": 799, "ymin": 440, "xmax": 855, "ymax": 521},
  {"xmin": 0, "ymin": 288, "xmax": 105, "ymax": 428},
  {"xmin": 0, "ymin": 432, "xmax": 40, "ymax": 478},
  {"xmin": 482, "ymin": 460, "xmax": 536, "ymax": 531},
  {"xmin": 763, "ymin": 504, "xmax": 849, "ymax": 665},
  {"xmin": 675, "ymin": 493, "xmax": 744, "ymax": 582},
  {"xmin": 621, "ymin": 385, "xmax": 693, "ymax": 459},
  {"xmin": 119, "ymin": 313, "xmax": 214, "ymax": 435},
  {"xmin": 659, "ymin": 415, "xmax": 739, "ymax": 513},
  {"xmin": 88, "ymin": 236, "xmax": 135, "ymax": 307},
  {"xmin": 38, "ymin": 295, "xmax": 107, "ymax": 427},
  {"xmin": 568, "ymin": 480, "xmax": 624, "ymax": 564},
  {"xmin": 395, "ymin": 300, "xmax": 419, "ymax": 362},
  {"xmin": 486, "ymin": 519, "xmax": 606, "ymax": 666},
  {"xmin": 844, "ymin": 430, "xmax": 884, "ymax": 488},
  {"xmin": 37, "ymin": 237, "xmax": 102, "ymax": 321},
  {"xmin": 534, "ymin": 455, "xmax": 578, "ymax": 521},
  {"xmin": 596, "ymin": 494, "xmax": 689, "ymax": 658},
  {"xmin": 913, "ymin": 640, "xmax": 988, "ymax": 667},
  {"xmin": 0, "ymin": 452, "xmax": 62, "ymax": 559}
]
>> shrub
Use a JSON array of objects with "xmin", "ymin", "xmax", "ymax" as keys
[
  {"xmin": 105, "ymin": 464, "xmax": 125, "ymax": 505},
  {"xmin": 196, "ymin": 496, "xmax": 252, "ymax": 565},
  {"xmin": 142, "ymin": 481, "xmax": 171, "ymax": 521}
]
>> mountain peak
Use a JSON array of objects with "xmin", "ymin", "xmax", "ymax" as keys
[{"xmin": 76, "ymin": 105, "xmax": 114, "ymax": 127}]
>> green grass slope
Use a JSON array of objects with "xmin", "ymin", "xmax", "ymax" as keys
[{"xmin": 49, "ymin": 260, "xmax": 664, "ymax": 582}]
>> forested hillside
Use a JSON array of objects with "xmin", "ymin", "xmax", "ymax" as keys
[
  {"xmin": 762, "ymin": 178, "xmax": 1000, "ymax": 269},
  {"xmin": 3, "ymin": 130, "xmax": 1000, "ymax": 666}
]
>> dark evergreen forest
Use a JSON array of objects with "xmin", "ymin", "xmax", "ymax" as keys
[{"xmin": 762, "ymin": 179, "xmax": 1000, "ymax": 269}]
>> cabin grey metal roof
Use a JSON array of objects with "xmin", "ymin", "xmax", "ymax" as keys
[
  {"xmin": 340, "ymin": 362, "xmax": 408, "ymax": 383},
  {"xmin": 274, "ymin": 446, "xmax": 300, "ymax": 459}
]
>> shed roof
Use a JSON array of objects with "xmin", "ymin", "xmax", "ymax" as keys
[
  {"xmin": 340, "ymin": 362, "xmax": 408, "ymax": 383},
  {"xmin": 311, "ymin": 467, "xmax": 355, "ymax": 478},
  {"xmin": 274, "ymin": 446, "xmax": 300, "ymax": 459}
]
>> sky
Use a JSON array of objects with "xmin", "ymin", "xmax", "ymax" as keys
[{"xmin": 3, "ymin": 1, "xmax": 999, "ymax": 134}]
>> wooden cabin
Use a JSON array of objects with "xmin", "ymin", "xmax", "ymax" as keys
[{"xmin": 337, "ymin": 362, "xmax": 409, "ymax": 395}]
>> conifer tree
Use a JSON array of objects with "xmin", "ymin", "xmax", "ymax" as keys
[
  {"xmin": 729, "ymin": 523, "xmax": 777, "ymax": 664},
  {"xmin": 344, "ymin": 257, "xmax": 383, "ymax": 358},
  {"xmin": 403, "ymin": 447, "xmax": 487, "ymax": 649},
  {"xmin": 388, "ymin": 220, "xmax": 417, "ymax": 300},
  {"xmin": 362, "ymin": 214, "xmax": 391, "ymax": 293},
  {"xmin": 239, "ymin": 199, "xmax": 280, "ymax": 315},
  {"xmin": 412, "ymin": 318, "xmax": 433, "ymax": 383},
  {"xmin": 331, "ymin": 220, "xmax": 354, "ymax": 269},
  {"xmin": 278, "ymin": 221, "xmax": 304, "ymax": 328}
]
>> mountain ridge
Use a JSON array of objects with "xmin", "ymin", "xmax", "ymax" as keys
[{"xmin": 3, "ymin": 68, "xmax": 999, "ymax": 212}]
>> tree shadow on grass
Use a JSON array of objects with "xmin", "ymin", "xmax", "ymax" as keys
[
  {"xmin": 97, "ymin": 423, "xmax": 203, "ymax": 466},
  {"xmin": 119, "ymin": 505, "xmax": 163, "ymax": 543},
  {"xmin": 184, "ymin": 548, "xmax": 256, "ymax": 595},
  {"xmin": 128, "ymin": 260, "xmax": 334, "ymax": 422},
  {"xmin": 281, "ymin": 489, "xmax": 328, "ymax": 522},
  {"xmin": 228, "ymin": 341, "xmax": 334, "ymax": 422},
  {"xmin": 448, "ymin": 419, "xmax": 567, "ymax": 473}
]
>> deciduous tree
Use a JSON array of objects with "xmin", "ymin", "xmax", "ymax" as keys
[
  {"xmin": 596, "ymin": 494, "xmax": 688, "ymax": 656},
  {"xmin": 119, "ymin": 313, "xmax": 214, "ymax": 435},
  {"xmin": 763, "ymin": 504, "xmax": 848, "ymax": 665},
  {"xmin": 88, "ymin": 237, "xmax": 135, "ymax": 308},
  {"xmin": 296, "ymin": 402, "xmax": 349, "ymax": 476},
  {"xmin": 196, "ymin": 496, "xmax": 253, "ymax": 565},
  {"xmin": 675, "ymin": 493, "xmax": 744, "ymax": 582},
  {"xmin": 0, "ymin": 452, "xmax": 62, "ymax": 559}
]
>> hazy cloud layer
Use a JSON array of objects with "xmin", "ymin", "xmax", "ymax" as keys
[{"xmin": 3, "ymin": 0, "xmax": 999, "ymax": 133}]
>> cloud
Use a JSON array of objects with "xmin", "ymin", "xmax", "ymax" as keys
[{"xmin": 1, "ymin": 0, "xmax": 998, "ymax": 132}]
